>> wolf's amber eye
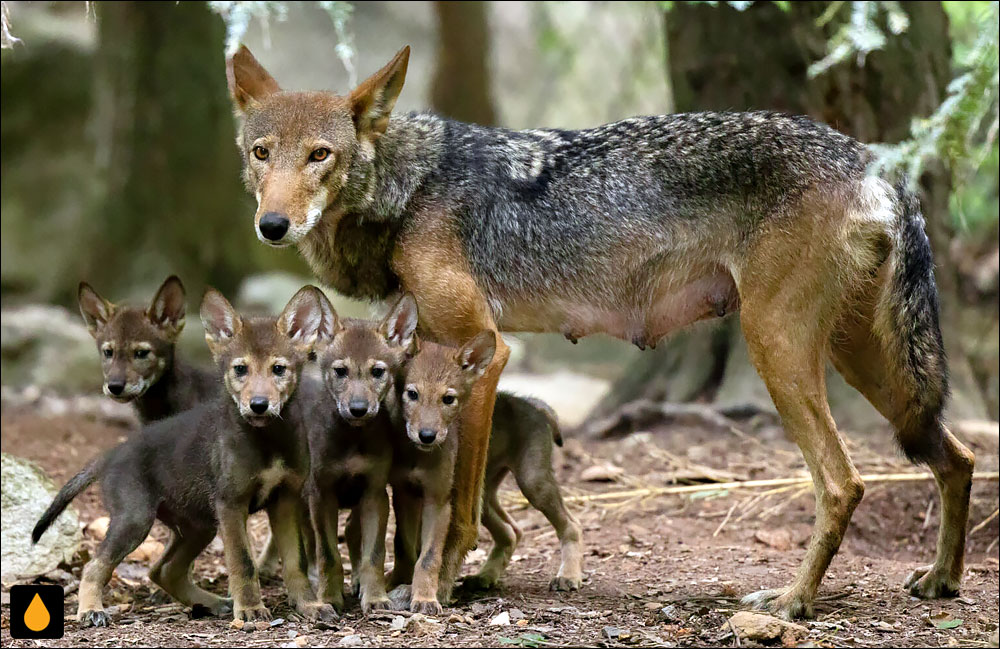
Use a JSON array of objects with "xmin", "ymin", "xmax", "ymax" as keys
[
  {"xmin": 442, "ymin": 394, "xmax": 456, "ymax": 405},
  {"xmin": 333, "ymin": 366, "xmax": 348, "ymax": 378},
  {"xmin": 371, "ymin": 366, "xmax": 385, "ymax": 379},
  {"xmin": 309, "ymin": 148, "xmax": 330, "ymax": 162},
  {"xmin": 406, "ymin": 388, "xmax": 419, "ymax": 401},
  {"xmin": 233, "ymin": 364, "xmax": 248, "ymax": 378},
  {"xmin": 134, "ymin": 349, "xmax": 150, "ymax": 360},
  {"xmin": 272, "ymin": 364, "xmax": 286, "ymax": 377},
  {"xmin": 252, "ymin": 146, "xmax": 269, "ymax": 161},
  {"xmin": 103, "ymin": 348, "xmax": 113, "ymax": 359}
]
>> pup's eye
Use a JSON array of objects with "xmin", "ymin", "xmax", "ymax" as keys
[
  {"xmin": 252, "ymin": 146, "xmax": 269, "ymax": 161},
  {"xmin": 442, "ymin": 394, "xmax": 456, "ymax": 405},
  {"xmin": 334, "ymin": 366, "xmax": 348, "ymax": 378},
  {"xmin": 233, "ymin": 364, "xmax": 248, "ymax": 378},
  {"xmin": 309, "ymin": 148, "xmax": 330, "ymax": 162},
  {"xmin": 103, "ymin": 348, "xmax": 113, "ymax": 359},
  {"xmin": 272, "ymin": 364, "xmax": 286, "ymax": 377},
  {"xmin": 134, "ymin": 349, "xmax": 150, "ymax": 360},
  {"xmin": 406, "ymin": 389, "xmax": 419, "ymax": 401},
  {"xmin": 371, "ymin": 366, "xmax": 385, "ymax": 379}
]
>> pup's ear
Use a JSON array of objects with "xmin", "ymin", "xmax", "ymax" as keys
[
  {"xmin": 200, "ymin": 288, "xmax": 242, "ymax": 357},
  {"xmin": 349, "ymin": 45, "xmax": 409, "ymax": 142},
  {"xmin": 148, "ymin": 275, "xmax": 186, "ymax": 339},
  {"xmin": 226, "ymin": 45, "xmax": 281, "ymax": 113},
  {"xmin": 78, "ymin": 282, "xmax": 115, "ymax": 338},
  {"xmin": 277, "ymin": 285, "xmax": 339, "ymax": 351},
  {"xmin": 379, "ymin": 292, "xmax": 418, "ymax": 353},
  {"xmin": 455, "ymin": 330, "xmax": 496, "ymax": 378}
]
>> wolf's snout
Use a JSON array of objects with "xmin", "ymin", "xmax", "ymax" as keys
[
  {"xmin": 258, "ymin": 212, "xmax": 290, "ymax": 241},
  {"xmin": 418, "ymin": 428, "xmax": 437, "ymax": 444},
  {"xmin": 348, "ymin": 399, "xmax": 370, "ymax": 418},
  {"xmin": 249, "ymin": 396, "xmax": 270, "ymax": 414},
  {"xmin": 106, "ymin": 381, "xmax": 126, "ymax": 396}
]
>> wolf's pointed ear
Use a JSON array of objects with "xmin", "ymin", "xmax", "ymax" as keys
[
  {"xmin": 148, "ymin": 276, "xmax": 186, "ymax": 340},
  {"xmin": 226, "ymin": 45, "xmax": 281, "ymax": 113},
  {"xmin": 200, "ymin": 288, "xmax": 242, "ymax": 357},
  {"xmin": 455, "ymin": 330, "xmax": 496, "ymax": 378},
  {"xmin": 277, "ymin": 285, "xmax": 339, "ymax": 351},
  {"xmin": 379, "ymin": 292, "xmax": 418, "ymax": 353},
  {"xmin": 349, "ymin": 45, "xmax": 409, "ymax": 142},
  {"xmin": 78, "ymin": 282, "xmax": 115, "ymax": 338}
]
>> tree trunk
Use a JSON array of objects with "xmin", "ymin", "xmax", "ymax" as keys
[
  {"xmin": 79, "ymin": 1, "xmax": 255, "ymax": 301},
  {"xmin": 588, "ymin": 1, "xmax": 987, "ymax": 428},
  {"xmin": 430, "ymin": 1, "xmax": 497, "ymax": 125}
]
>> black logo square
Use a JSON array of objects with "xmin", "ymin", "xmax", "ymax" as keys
[{"xmin": 9, "ymin": 584, "xmax": 64, "ymax": 639}]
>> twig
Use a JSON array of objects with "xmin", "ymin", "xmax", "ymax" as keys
[
  {"xmin": 969, "ymin": 507, "xmax": 999, "ymax": 537},
  {"xmin": 713, "ymin": 502, "xmax": 738, "ymax": 538},
  {"xmin": 727, "ymin": 617, "xmax": 742, "ymax": 648},
  {"xmin": 922, "ymin": 498, "xmax": 935, "ymax": 530}
]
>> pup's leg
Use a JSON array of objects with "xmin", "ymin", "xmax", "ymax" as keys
[
  {"xmin": 354, "ymin": 488, "xmax": 392, "ymax": 612},
  {"xmin": 463, "ymin": 468, "xmax": 519, "ymax": 590},
  {"xmin": 345, "ymin": 511, "xmax": 361, "ymax": 596},
  {"xmin": 308, "ymin": 488, "xmax": 345, "ymax": 613},
  {"xmin": 150, "ymin": 526, "xmax": 232, "ymax": 616},
  {"xmin": 514, "ymin": 460, "xmax": 583, "ymax": 591},
  {"xmin": 267, "ymin": 490, "xmax": 336, "ymax": 621},
  {"xmin": 256, "ymin": 528, "xmax": 281, "ymax": 578},
  {"xmin": 217, "ymin": 501, "xmax": 269, "ymax": 621},
  {"xmin": 387, "ymin": 488, "xmax": 421, "ymax": 589},
  {"xmin": 411, "ymin": 496, "xmax": 452, "ymax": 615}
]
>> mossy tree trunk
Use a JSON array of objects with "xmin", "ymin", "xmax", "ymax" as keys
[{"xmin": 589, "ymin": 1, "xmax": 987, "ymax": 428}]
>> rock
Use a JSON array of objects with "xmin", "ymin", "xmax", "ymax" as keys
[
  {"xmin": 580, "ymin": 463, "xmax": 624, "ymax": 482},
  {"xmin": 254, "ymin": 620, "xmax": 270, "ymax": 632},
  {"xmin": 338, "ymin": 634, "xmax": 363, "ymax": 647},
  {"xmin": 1, "ymin": 305, "xmax": 102, "ymax": 394},
  {"xmin": 237, "ymin": 273, "xmax": 370, "ymax": 321},
  {"xmin": 490, "ymin": 611, "xmax": 511, "ymax": 626},
  {"xmin": 603, "ymin": 626, "xmax": 632, "ymax": 641},
  {"xmin": 724, "ymin": 611, "xmax": 808, "ymax": 644},
  {"xmin": 498, "ymin": 370, "xmax": 611, "ymax": 429},
  {"xmin": 509, "ymin": 608, "xmax": 525, "ymax": 621},
  {"xmin": 229, "ymin": 619, "xmax": 245, "ymax": 631},
  {"xmin": 753, "ymin": 529, "xmax": 793, "ymax": 551},
  {"xmin": 126, "ymin": 538, "xmax": 165, "ymax": 563},
  {"xmin": 1, "ymin": 453, "xmax": 83, "ymax": 581},
  {"xmin": 406, "ymin": 614, "xmax": 441, "ymax": 636},
  {"xmin": 270, "ymin": 617, "xmax": 285, "ymax": 627}
]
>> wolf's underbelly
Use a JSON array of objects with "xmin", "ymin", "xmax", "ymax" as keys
[{"xmin": 494, "ymin": 267, "xmax": 739, "ymax": 348}]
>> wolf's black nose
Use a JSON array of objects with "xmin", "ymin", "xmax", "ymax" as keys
[
  {"xmin": 258, "ymin": 212, "xmax": 289, "ymax": 241},
  {"xmin": 418, "ymin": 429, "xmax": 437, "ymax": 444},
  {"xmin": 348, "ymin": 400, "xmax": 369, "ymax": 418},
  {"xmin": 107, "ymin": 381, "xmax": 125, "ymax": 396},
  {"xmin": 250, "ymin": 397, "xmax": 269, "ymax": 414}
]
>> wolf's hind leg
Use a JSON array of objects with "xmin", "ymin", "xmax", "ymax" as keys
[
  {"xmin": 150, "ymin": 527, "xmax": 232, "ymax": 616},
  {"xmin": 463, "ymin": 469, "xmax": 519, "ymax": 590}
]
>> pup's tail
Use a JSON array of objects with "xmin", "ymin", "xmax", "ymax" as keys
[
  {"xmin": 524, "ymin": 396, "xmax": 563, "ymax": 447},
  {"xmin": 32, "ymin": 455, "xmax": 106, "ymax": 544},
  {"xmin": 873, "ymin": 181, "xmax": 949, "ymax": 463}
]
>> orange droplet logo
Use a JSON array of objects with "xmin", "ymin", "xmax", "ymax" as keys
[{"xmin": 24, "ymin": 592, "xmax": 51, "ymax": 632}]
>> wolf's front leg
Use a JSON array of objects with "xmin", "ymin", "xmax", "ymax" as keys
[
  {"xmin": 308, "ymin": 488, "xmax": 345, "ymax": 613},
  {"xmin": 354, "ymin": 488, "xmax": 392, "ymax": 612},
  {"xmin": 217, "ymin": 501, "xmax": 270, "ymax": 621},
  {"xmin": 411, "ymin": 496, "xmax": 452, "ymax": 615},
  {"xmin": 268, "ymin": 489, "xmax": 337, "ymax": 622}
]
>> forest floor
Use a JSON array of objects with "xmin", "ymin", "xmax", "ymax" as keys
[{"xmin": 1, "ymin": 405, "xmax": 998, "ymax": 648}]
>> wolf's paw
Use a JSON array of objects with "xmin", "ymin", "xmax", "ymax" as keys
[
  {"xmin": 549, "ymin": 575, "xmax": 582, "ymax": 592},
  {"xmin": 79, "ymin": 609, "xmax": 111, "ymax": 628},
  {"xmin": 410, "ymin": 598, "xmax": 443, "ymax": 616},
  {"xmin": 191, "ymin": 597, "xmax": 233, "ymax": 618},
  {"xmin": 741, "ymin": 588, "xmax": 814, "ymax": 621},
  {"xmin": 350, "ymin": 576, "xmax": 361, "ymax": 597},
  {"xmin": 460, "ymin": 573, "xmax": 500, "ymax": 591},
  {"xmin": 298, "ymin": 601, "xmax": 339, "ymax": 623},
  {"xmin": 233, "ymin": 602, "xmax": 272, "ymax": 622},
  {"xmin": 361, "ymin": 596, "xmax": 393, "ymax": 614},
  {"xmin": 388, "ymin": 584, "xmax": 412, "ymax": 611},
  {"xmin": 904, "ymin": 565, "xmax": 960, "ymax": 599}
]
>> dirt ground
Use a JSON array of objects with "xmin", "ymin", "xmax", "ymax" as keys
[{"xmin": 1, "ymin": 406, "xmax": 997, "ymax": 648}]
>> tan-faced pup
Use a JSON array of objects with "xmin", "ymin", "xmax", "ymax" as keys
[
  {"xmin": 303, "ymin": 293, "xmax": 418, "ymax": 615},
  {"xmin": 386, "ymin": 331, "xmax": 497, "ymax": 614},
  {"xmin": 33, "ymin": 286, "xmax": 335, "ymax": 626}
]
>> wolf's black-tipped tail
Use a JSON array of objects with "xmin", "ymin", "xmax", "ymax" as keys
[
  {"xmin": 32, "ymin": 455, "xmax": 105, "ymax": 544},
  {"xmin": 875, "ymin": 182, "xmax": 949, "ymax": 463}
]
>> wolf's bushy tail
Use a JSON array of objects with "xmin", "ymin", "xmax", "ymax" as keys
[
  {"xmin": 873, "ymin": 181, "xmax": 949, "ymax": 463},
  {"xmin": 32, "ymin": 455, "xmax": 106, "ymax": 544},
  {"xmin": 524, "ymin": 396, "xmax": 563, "ymax": 447}
]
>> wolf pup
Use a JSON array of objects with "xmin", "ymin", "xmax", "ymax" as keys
[
  {"xmin": 227, "ymin": 46, "xmax": 975, "ymax": 618},
  {"xmin": 78, "ymin": 275, "xmax": 214, "ymax": 423},
  {"xmin": 304, "ymin": 293, "xmax": 418, "ymax": 615},
  {"xmin": 33, "ymin": 286, "xmax": 335, "ymax": 626},
  {"xmin": 386, "ymin": 331, "xmax": 497, "ymax": 614}
]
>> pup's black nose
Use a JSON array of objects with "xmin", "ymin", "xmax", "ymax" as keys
[
  {"xmin": 107, "ymin": 381, "xmax": 125, "ymax": 396},
  {"xmin": 250, "ymin": 397, "xmax": 269, "ymax": 414},
  {"xmin": 348, "ymin": 400, "xmax": 369, "ymax": 418},
  {"xmin": 418, "ymin": 429, "xmax": 437, "ymax": 444},
  {"xmin": 258, "ymin": 212, "xmax": 289, "ymax": 241}
]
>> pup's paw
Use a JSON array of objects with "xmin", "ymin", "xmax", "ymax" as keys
[
  {"xmin": 388, "ymin": 584, "xmax": 412, "ymax": 611},
  {"xmin": 904, "ymin": 565, "xmax": 960, "ymax": 599},
  {"xmin": 460, "ymin": 573, "xmax": 499, "ymax": 591},
  {"xmin": 741, "ymin": 587, "xmax": 814, "ymax": 621},
  {"xmin": 298, "ymin": 601, "xmax": 339, "ymax": 623},
  {"xmin": 190, "ymin": 597, "xmax": 233, "ymax": 619},
  {"xmin": 79, "ymin": 609, "xmax": 111, "ymax": 628},
  {"xmin": 361, "ymin": 596, "xmax": 393, "ymax": 614},
  {"xmin": 549, "ymin": 575, "xmax": 582, "ymax": 592},
  {"xmin": 233, "ymin": 602, "xmax": 272, "ymax": 622},
  {"xmin": 410, "ymin": 598, "xmax": 443, "ymax": 616}
]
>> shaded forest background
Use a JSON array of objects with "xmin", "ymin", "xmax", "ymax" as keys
[{"xmin": 1, "ymin": 1, "xmax": 997, "ymax": 427}]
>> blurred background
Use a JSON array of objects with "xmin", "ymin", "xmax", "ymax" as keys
[{"xmin": 1, "ymin": 0, "xmax": 997, "ymax": 430}]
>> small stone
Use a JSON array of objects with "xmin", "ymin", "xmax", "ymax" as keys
[
  {"xmin": 603, "ymin": 626, "xmax": 622, "ymax": 640},
  {"xmin": 490, "ymin": 611, "xmax": 511, "ymax": 626},
  {"xmin": 270, "ymin": 618, "xmax": 285, "ymax": 627},
  {"xmin": 295, "ymin": 637, "xmax": 309, "ymax": 647},
  {"xmin": 230, "ymin": 619, "xmax": 245, "ymax": 631},
  {"xmin": 508, "ymin": 608, "xmax": 525, "ymax": 621},
  {"xmin": 659, "ymin": 605, "xmax": 681, "ymax": 622},
  {"xmin": 724, "ymin": 611, "xmax": 807, "ymax": 643},
  {"xmin": 254, "ymin": 620, "xmax": 270, "ymax": 632},
  {"xmin": 516, "ymin": 619, "xmax": 529, "ymax": 627},
  {"xmin": 391, "ymin": 615, "xmax": 406, "ymax": 630},
  {"xmin": 338, "ymin": 634, "xmax": 363, "ymax": 647}
]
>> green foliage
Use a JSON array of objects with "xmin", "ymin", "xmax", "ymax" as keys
[{"xmin": 808, "ymin": 1, "xmax": 909, "ymax": 78}]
